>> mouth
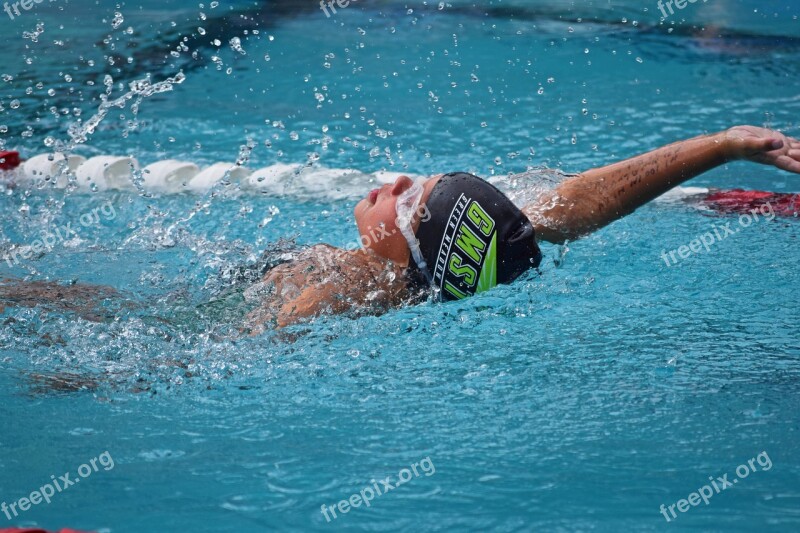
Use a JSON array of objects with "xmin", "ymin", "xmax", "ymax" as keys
[{"xmin": 368, "ymin": 188, "xmax": 379, "ymax": 204}]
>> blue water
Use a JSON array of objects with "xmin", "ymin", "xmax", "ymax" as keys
[{"xmin": 1, "ymin": 0, "xmax": 800, "ymax": 531}]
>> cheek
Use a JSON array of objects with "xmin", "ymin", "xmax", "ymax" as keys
[{"xmin": 358, "ymin": 203, "xmax": 391, "ymax": 233}]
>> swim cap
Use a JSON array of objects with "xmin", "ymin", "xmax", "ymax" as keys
[{"xmin": 409, "ymin": 172, "xmax": 542, "ymax": 301}]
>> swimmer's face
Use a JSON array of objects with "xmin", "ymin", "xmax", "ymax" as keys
[{"xmin": 354, "ymin": 175, "xmax": 441, "ymax": 265}]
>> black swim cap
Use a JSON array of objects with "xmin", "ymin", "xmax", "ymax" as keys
[{"xmin": 412, "ymin": 172, "xmax": 542, "ymax": 301}]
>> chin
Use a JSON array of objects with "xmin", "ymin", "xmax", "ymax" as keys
[{"xmin": 354, "ymin": 199, "xmax": 367, "ymax": 220}]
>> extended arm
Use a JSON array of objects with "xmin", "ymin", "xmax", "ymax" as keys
[{"xmin": 525, "ymin": 126, "xmax": 800, "ymax": 244}]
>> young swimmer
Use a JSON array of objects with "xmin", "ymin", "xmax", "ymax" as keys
[
  {"xmin": 243, "ymin": 125, "xmax": 800, "ymax": 331},
  {"xmin": 1, "ymin": 125, "xmax": 798, "ymax": 332}
]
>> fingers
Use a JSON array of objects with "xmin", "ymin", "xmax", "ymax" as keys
[{"xmin": 773, "ymin": 154, "xmax": 800, "ymax": 174}]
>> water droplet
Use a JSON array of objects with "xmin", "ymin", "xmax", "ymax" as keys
[
  {"xmin": 229, "ymin": 36, "xmax": 246, "ymax": 55},
  {"xmin": 22, "ymin": 22, "xmax": 45, "ymax": 42},
  {"xmin": 111, "ymin": 12, "xmax": 124, "ymax": 29}
]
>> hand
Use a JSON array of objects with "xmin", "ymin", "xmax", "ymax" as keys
[{"xmin": 724, "ymin": 126, "xmax": 800, "ymax": 174}]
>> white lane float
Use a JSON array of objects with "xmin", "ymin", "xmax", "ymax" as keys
[
  {"xmin": 7, "ymin": 150, "xmax": 418, "ymax": 199},
  {"xmin": 142, "ymin": 160, "xmax": 200, "ymax": 193},
  {"xmin": 244, "ymin": 163, "xmax": 303, "ymax": 193},
  {"xmin": 186, "ymin": 162, "xmax": 251, "ymax": 193},
  {"xmin": 655, "ymin": 186, "xmax": 710, "ymax": 204},
  {"xmin": 22, "ymin": 153, "xmax": 86, "ymax": 188},
  {"xmin": 75, "ymin": 156, "xmax": 140, "ymax": 191}
]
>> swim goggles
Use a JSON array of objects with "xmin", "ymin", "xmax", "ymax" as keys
[{"xmin": 394, "ymin": 179, "xmax": 434, "ymax": 286}]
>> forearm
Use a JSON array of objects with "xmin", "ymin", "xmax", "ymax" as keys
[{"xmin": 528, "ymin": 131, "xmax": 731, "ymax": 243}]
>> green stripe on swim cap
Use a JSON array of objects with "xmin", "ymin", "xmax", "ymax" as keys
[
  {"xmin": 414, "ymin": 172, "xmax": 542, "ymax": 302},
  {"xmin": 476, "ymin": 233, "xmax": 497, "ymax": 295}
]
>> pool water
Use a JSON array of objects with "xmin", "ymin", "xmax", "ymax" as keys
[{"xmin": 1, "ymin": 1, "xmax": 799, "ymax": 531}]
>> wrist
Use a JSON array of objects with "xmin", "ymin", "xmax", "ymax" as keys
[{"xmin": 718, "ymin": 129, "xmax": 738, "ymax": 162}]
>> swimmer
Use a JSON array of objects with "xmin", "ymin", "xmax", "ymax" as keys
[
  {"xmin": 244, "ymin": 125, "xmax": 800, "ymax": 331},
  {"xmin": 2, "ymin": 125, "xmax": 799, "ymax": 333}
]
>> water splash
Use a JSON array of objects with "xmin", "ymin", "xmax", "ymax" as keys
[
  {"xmin": 62, "ymin": 72, "xmax": 186, "ymax": 150},
  {"xmin": 36, "ymin": 72, "xmax": 187, "ymax": 190}
]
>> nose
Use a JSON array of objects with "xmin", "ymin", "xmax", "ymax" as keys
[{"xmin": 390, "ymin": 175, "xmax": 414, "ymax": 196}]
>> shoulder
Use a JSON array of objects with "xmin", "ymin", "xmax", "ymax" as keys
[{"xmin": 247, "ymin": 245, "xmax": 412, "ymax": 330}]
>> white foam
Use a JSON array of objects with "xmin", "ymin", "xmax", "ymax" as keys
[{"xmin": 243, "ymin": 164, "xmax": 414, "ymax": 201}]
